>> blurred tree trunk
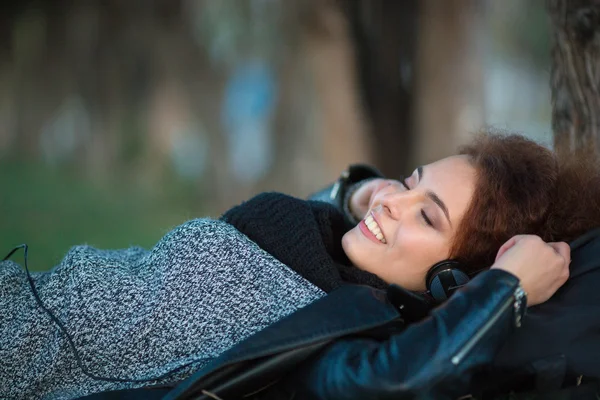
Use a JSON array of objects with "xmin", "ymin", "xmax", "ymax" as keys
[
  {"xmin": 341, "ymin": 0, "xmax": 419, "ymax": 177},
  {"xmin": 305, "ymin": 0, "xmax": 374, "ymax": 181},
  {"xmin": 413, "ymin": 0, "xmax": 485, "ymax": 165},
  {"xmin": 548, "ymin": 0, "xmax": 600, "ymax": 157}
]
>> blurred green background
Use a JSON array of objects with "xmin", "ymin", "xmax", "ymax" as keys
[
  {"xmin": 0, "ymin": 160, "xmax": 201, "ymax": 269},
  {"xmin": 0, "ymin": 0, "xmax": 552, "ymax": 270}
]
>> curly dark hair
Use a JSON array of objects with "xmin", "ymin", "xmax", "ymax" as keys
[{"xmin": 449, "ymin": 131, "xmax": 600, "ymax": 272}]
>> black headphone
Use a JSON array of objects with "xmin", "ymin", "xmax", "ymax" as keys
[
  {"xmin": 425, "ymin": 259, "xmax": 470, "ymax": 303},
  {"xmin": 422, "ymin": 227, "xmax": 600, "ymax": 303}
]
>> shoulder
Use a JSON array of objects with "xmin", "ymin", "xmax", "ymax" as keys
[
  {"xmin": 229, "ymin": 192, "xmax": 310, "ymax": 212},
  {"xmin": 159, "ymin": 218, "xmax": 258, "ymax": 251}
]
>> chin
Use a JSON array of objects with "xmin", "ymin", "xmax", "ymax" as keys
[
  {"xmin": 341, "ymin": 230, "xmax": 360, "ymax": 264},
  {"xmin": 341, "ymin": 229, "xmax": 371, "ymax": 272},
  {"xmin": 341, "ymin": 231, "xmax": 352, "ymax": 254}
]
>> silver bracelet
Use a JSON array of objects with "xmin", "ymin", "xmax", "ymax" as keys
[{"xmin": 513, "ymin": 285, "xmax": 527, "ymax": 328}]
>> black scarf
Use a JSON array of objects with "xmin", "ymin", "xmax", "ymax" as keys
[{"xmin": 221, "ymin": 192, "xmax": 389, "ymax": 293}]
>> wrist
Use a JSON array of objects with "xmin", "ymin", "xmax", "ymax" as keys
[
  {"xmin": 488, "ymin": 268, "xmax": 527, "ymax": 328},
  {"xmin": 513, "ymin": 284, "xmax": 528, "ymax": 328}
]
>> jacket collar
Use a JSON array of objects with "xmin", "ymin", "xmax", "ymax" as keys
[
  {"xmin": 386, "ymin": 284, "xmax": 435, "ymax": 323},
  {"xmin": 181, "ymin": 285, "xmax": 401, "ymax": 383}
]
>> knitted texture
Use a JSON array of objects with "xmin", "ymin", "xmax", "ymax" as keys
[
  {"xmin": 221, "ymin": 192, "xmax": 389, "ymax": 292},
  {"xmin": 0, "ymin": 219, "xmax": 324, "ymax": 400}
]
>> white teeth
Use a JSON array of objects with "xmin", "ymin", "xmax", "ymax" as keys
[{"xmin": 364, "ymin": 215, "xmax": 386, "ymax": 244}]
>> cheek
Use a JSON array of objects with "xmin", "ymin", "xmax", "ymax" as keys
[
  {"xmin": 386, "ymin": 235, "xmax": 426, "ymax": 286},
  {"xmin": 342, "ymin": 225, "xmax": 451, "ymax": 291},
  {"xmin": 391, "ymin": 228, "xmax": 449, "ymax": 261},
  {"xmin": 342, "ymin": 227, "xmax": 383, "ymax": 271},
  {"xmin": 385, "ymin": 231, "xmax": 450, "ymax": 290}
]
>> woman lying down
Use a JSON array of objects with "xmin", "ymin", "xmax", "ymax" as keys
[{"xmin": 2, "ymin": 132, "xmax": 593, "ymax": 400}]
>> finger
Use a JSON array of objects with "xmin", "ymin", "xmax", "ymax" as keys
[
  {"xmin": 494, "ymin": 235, "xmax": 538, "ymax": 262},
  {"xmin": 548, "ymin": 242, "xmax": 571, "ymax": 263},
  {"xmin": 495, "ymin": 236, "xmax": 518, "ymax": 262}
]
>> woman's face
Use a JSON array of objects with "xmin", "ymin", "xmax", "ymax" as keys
[{"xmin": 342, "ymin": 155, "xmax": 477, "ymax": 290}]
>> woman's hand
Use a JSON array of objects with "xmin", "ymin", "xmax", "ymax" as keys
[
  {"xmin": 349, "ymin": 179, "xmax": 403, "ymax": 221},
  {"xmin": 491, "ymin": 235, "xmax": 570, "ymax": 307}
]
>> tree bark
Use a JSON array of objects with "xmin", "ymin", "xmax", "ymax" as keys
[
  {"xmin": 548, "ymin": 0, "xmax": 600, "ymax": 157},
  {"xmin": 413, "ymin": 0, "xmax": 485, "ymax": 165},
  {"xmin": 342, "ymin": 0, "xmax": 419, "ymax": 177}
]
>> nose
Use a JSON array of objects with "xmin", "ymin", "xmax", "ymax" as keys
[
  {"xmin": 371, "ymin": 181, "xmax": 414, "ymax": 219},
  {"xmin": 369, "ymin": 180, "xmax": 401, "ymax": 204}
]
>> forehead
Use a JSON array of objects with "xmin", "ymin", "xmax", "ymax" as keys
[
  {"xmin": 420, "ymin": 155, "xmax": 477, "ymax": 222},
  {"xmin": 425, "ymin": 155, "xmax": 475, "ymax": 181}
]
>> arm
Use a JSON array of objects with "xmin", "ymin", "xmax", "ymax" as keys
[
  {"xmin": 282, "ymin": 236, "xmax": 571, "ymax": 400},
  {"xmin": 286, "ymin": 269, "xmax": 519, "ymax": 400},
  {"xmin": 308, "ymin": 164, "xmax": 385, "ymax": 226}
]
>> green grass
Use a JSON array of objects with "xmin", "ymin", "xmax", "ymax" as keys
[{"xmin": 0, "ymin": 161, "xmax": 205, "ymax": 271}]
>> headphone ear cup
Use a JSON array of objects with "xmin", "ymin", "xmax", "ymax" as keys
[{"xmin": 426, "ymin": 260, "xmax": 470, "ymax": 303}]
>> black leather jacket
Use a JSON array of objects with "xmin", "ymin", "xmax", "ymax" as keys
[
  {"xmin": 162, "ymin": 165, "xmax": 524, "ymax": 400},
  {"xmin": 164, "ymin": 270, "xmax": 521, "ymax": 400}
]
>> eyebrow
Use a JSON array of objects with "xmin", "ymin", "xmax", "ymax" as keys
[{"xmin": 417, "ymin": 166, "xmax": 452, "ymax": 227}]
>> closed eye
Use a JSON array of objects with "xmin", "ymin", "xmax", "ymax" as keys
[
  {"xmin": 400, "ymin": 178, "xmax": 410, "ymax": 190},
  {"xmin": 402, "ymin": 176, "xmax": 434, "ymax": 228},
  {"xmin": 421, "ymin": 209, "xmax": 433, "ymax": 227}
]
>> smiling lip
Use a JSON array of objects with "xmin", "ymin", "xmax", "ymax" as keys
[{"xmin": 359, "ymin": 219, "xmax": 385, "ymax": 245}]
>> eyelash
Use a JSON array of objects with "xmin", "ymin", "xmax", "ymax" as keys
[
  {"xmin": 421, "ymin": 210, "xmax": 434, "ymax": 227},
  {"xmin": 400, "ymin": 177, "xmax": 434, "ymax": 228}
]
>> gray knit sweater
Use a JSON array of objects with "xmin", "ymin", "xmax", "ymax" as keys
[{"xmin": 0, "ymin": 219, "xmax": 325, "ymax": 400}]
